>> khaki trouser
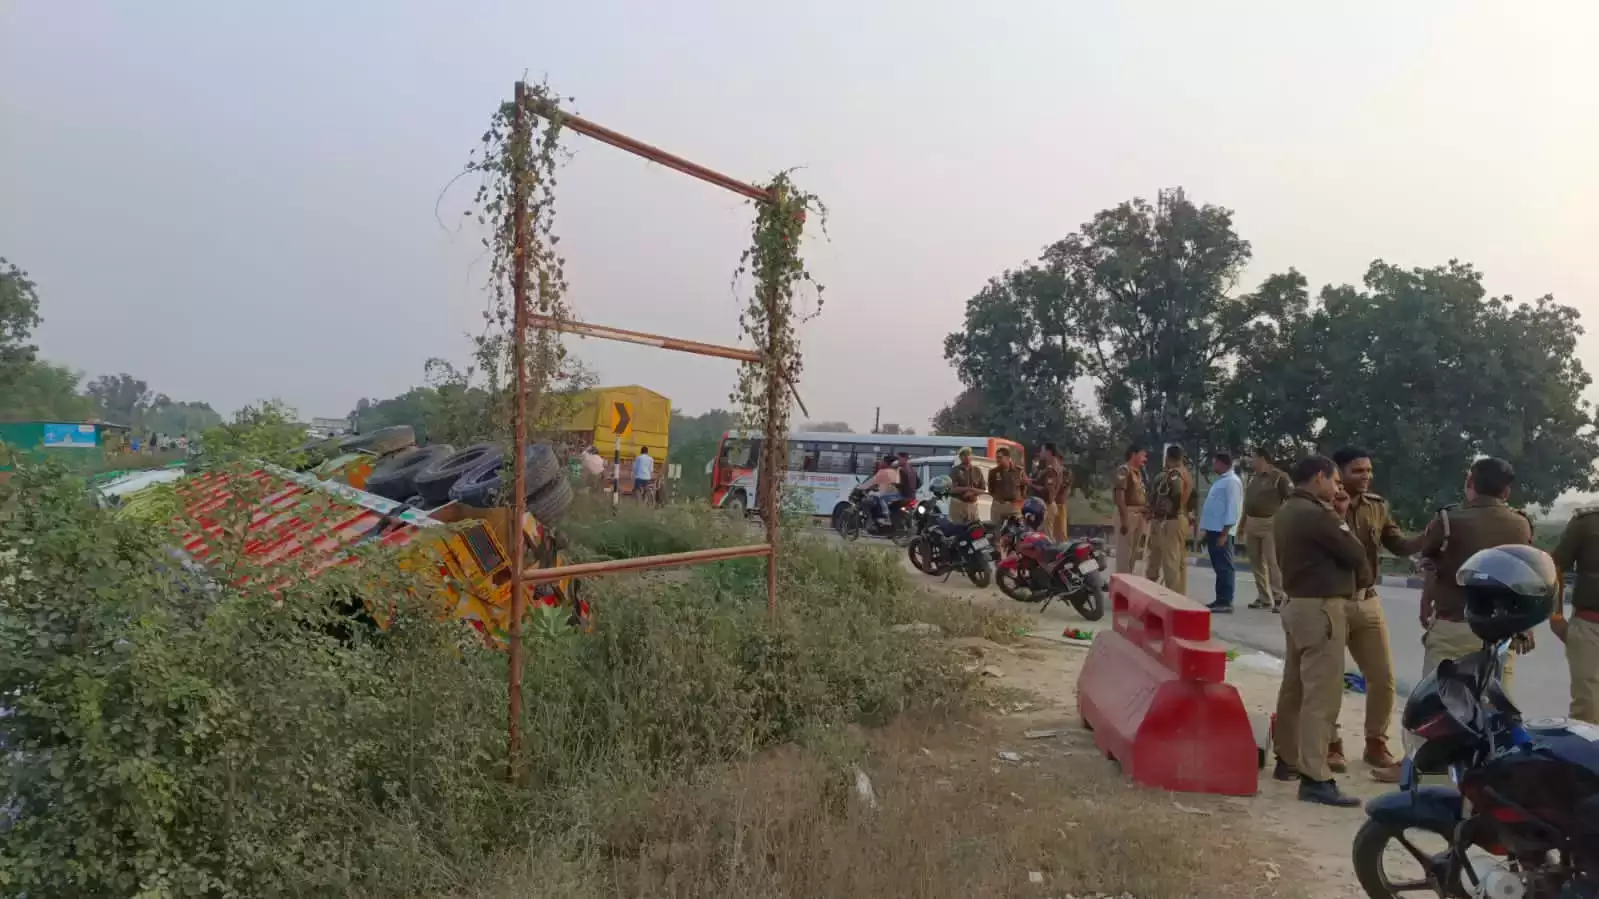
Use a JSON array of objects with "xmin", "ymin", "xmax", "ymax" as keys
[
  {"xmin": 989, "ymin": 500, "xmax": 1019, "ymax": 529},
  {"xmin": 1242, "ymin": 515, "xmax": 1285, "ymax": 607},
  {"xmin": 1274, "ymin": 597, "xmax": 1349, "ymax": 783},
  {"xmin": 1144, "ymin": 516, "xmax": 1188, "ymax": 594},
  {"xmin": 1045, "ymin": 502, "xmax": 1068, "ymax": 542},
  {"xmin": 949, "ymin": 498, "xmax": 980, "ymax": 524},
  {"xmin": 1423, "ymin": 618, "xmax": 1517, "ymax": 695},
  {"xmin": 1343, "ymin": 590, "xmax": 1396, "ymax": 742},
  {"xmin": 1114, "ymin": 509, "xmax": 1148, "ymax": 574},
  {"xmin": 1566, "ymin": 616, "xmax": 1599, "ymax": 723}
]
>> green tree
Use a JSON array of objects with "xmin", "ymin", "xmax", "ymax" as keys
[
  {"xmin": 0, "ymin": 257, "xmax": 42, "ymax": 390},
  {"xmin": 142, "ymin": 395, "xmax": 223, "ymax": 436},
  {"xmin": 801, "ymin": 420, "xmax": 853, "ymax": 433},
  {"xmin": 0, "ymin": 360, "xmax": 94, "ymax": 421},
  {"xmin": 85, "ymin": 373, "xmax": 152, "ymax": 425}
]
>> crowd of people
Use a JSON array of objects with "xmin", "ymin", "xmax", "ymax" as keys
[{"xmin": 1118, "ymin": 445, "xmax": 1597, "ymax": 808}]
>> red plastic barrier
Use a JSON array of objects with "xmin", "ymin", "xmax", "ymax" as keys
[{"xmin": 1076, "ymin": 573, "xmax": 1258, "ymax": 796}]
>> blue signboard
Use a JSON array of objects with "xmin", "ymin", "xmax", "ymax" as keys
[{"xmin": 42, "ymin": 423, "xmax": 98, "ymax": 449}]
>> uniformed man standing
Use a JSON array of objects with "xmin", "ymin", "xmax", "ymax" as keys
[
  {"xmin": 1551, "ymin": 503, "xmax": 1599, "ymax": 723},
  {"xmin": 1144, "ymin": 444, "xmax": 1192, "ymax": 592},
  {"xmin": 1042, "ymin": 442, "xmax": 1071, "ymax": 542},
  {"xmin": 1032, "ymin": 445, "xmax": 1063, "ymax": 539},
  {"xmin": 1271, "ymin": 454, "xmax": 1371, "ymax": 807},
  {"xmin": 1329, "ymin": 446, "xmax": 1425, "ymax": 778},
  {"xmin": 948, "ymin": 447, "xmax": 985, "ymax": 524},
  {"xmin": 1412, "ymin": 457, "xmax": 1535, "ymax": 690},
  {"xmin": 1113, "ymin": 444, "xmax": 1150, "ymax": 573},
  {"xmin": 986, "ymin": 446, "xmax": 1025, "ymax": 529},
  {"xmin": 1244, "ymin": 450, "xmax": 1293, "ymax": 611}
]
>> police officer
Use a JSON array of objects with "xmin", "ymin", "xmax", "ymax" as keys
[
  {"xmin": 948, "ymin": 447, "xmax": 985, "ymax": 524},
  {"xmin": 1048, "ymin": 444, "xmax": 1074, "ymax": 542},
  {"xmin": 1326, "ymin": 446, "xmax": 1424, "ymax": 779},
  {"xmin": 986, "ymin": 446, "xmax": 1025, "ymax": 529},
  {"xmin": 1551, "ymin": 503, "xmax": 1599, "ymax": 723},
  {"xmin": 1144, "ymin": 444, "xmax": 1192, "ymax": 592},
  {"xmin": 1271, "ymin": 454, "xmax": 1371, "ymax": 807},
  {"xmin": 1032, "ymin": 445, "xmax": 1063, "ymax": 536},
  {"xmin": 1113, "ymin": 444, "xmax": 1150, "ymax": 573},
  {"xmin": 1243, "ymin": 449, "xmax": 1293, "ymax": 611},
  {"xmin": 1413, "ymin": 457, "xmax": 1535, "ymax": 692}
]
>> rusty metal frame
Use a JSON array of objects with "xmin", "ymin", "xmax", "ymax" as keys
[{"xmin": 500, "ymin": 82, "xmax": 796, "ymax": 765}]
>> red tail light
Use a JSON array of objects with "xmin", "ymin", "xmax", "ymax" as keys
[
  {"xmin": 1072, "ymin": 543, "xmax": 1093, "ymax": 560},
  {"xmin": 969, "ymin": 525, "xmax": 986, "ymax": 539}
]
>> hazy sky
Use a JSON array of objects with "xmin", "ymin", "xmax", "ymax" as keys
[{"xmin": 3, "ymin": 2, "xmax": 1595, "ymax": 431}]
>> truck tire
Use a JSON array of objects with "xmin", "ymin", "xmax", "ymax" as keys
[
  {"xmin": 364, "ymin": 444, "xmax": 455, "ymax": 501},
  {"xmin": 292, "ymin": 437, "xmax": 344, "ymax": 471},
  {"xmin": 448, "ymin": 444, "xmax": 562, "ymax": 508},
  {"xmin": 414, "ymin": 443, "xmax": 501, "ymax": 505},
  {"xmin": 526, "ymin": 475, "xmax": 574, "ymax": 523},
  {"xmin": 339, "ymin": 426, "xmax": 416, "ymax": 457}
]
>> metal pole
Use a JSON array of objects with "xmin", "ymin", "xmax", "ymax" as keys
[
  {"xmin": 520, "ymin": 542, "xmax": 773, "ymax": 584},
  {"xmin": 505, "ymin": 81, "xmax": 533, "ymax": 780},
  {"xmin": 612, "ymin": 438, "xmax": 621, "ymax": 512}
]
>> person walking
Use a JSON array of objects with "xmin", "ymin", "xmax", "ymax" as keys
[
  {"xmin": 1113, "ymin": 445, "xmax": 1149, "ymax": 573},
  {"xmin": 1200, "ymin": 452, "xmax": 1243, "ymax": 613},
  {"xmin": 632, "ymin": 447, "xmax": 656, "ymax": 502},
  {"xmin": 1412, "ymin": 458, "xmax": 1536, "ymax": 691},
  {"xmin": 1145, "ymin": 444, "xmax": 1193, "ymax": 593},
  {"xmin": 1551, "ymin": 502, "xmax": 1599, "ymax": 724},
  {"xmin": 1043, "ymin": 442, "xmax": 1071, "ymax": 541},
  {"xmin": 1328, "ymin": 446, "xmax": 1424, "ymax": 779},
  {"xmin": 986, "ymin": 446, "xmax": 1025, "ymax": 528},
  {"xmin": 1244, "ymin": 450, "xmax": 1293, "ymax": 611},
  {"xmin": 948, "ymin": 447, "xmax": 985, "ymax": 524},
  {"xmin": 1271, "ymin": 454, "xmax": 1371, "ymax": 806}
]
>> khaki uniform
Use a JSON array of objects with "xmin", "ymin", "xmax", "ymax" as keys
[
  {"xmin": 948, "ymin": 461, "xmax": 985, "ymax": 524},
  {"xmin": 1034, "ymin": 460, "xmax": 1065, "ymax": 541},
  {"xmin": 1243, "ymin": 467, "xmax": 1292, "ymax": 608},
  {"xmin": 1113, "ymin": 462, "xmax": 1148, "ymax": 573},
  {"xmin": 1272, "ymin": 491, "xmax": 1370, "ymax": 782},
  {"xmin": 986, "ymin": 464, "xmax": 1025, "ymax": 528},
  {"xmin": 1144, "ymin": 465, "xmax": 1192, "ymax": 593},
  {"xmin": 1046, "ymin": 465, "xmax": 1073, "ymax": 541},
  {"xmin": 1413, "ymin": 497, "xmax": 1533, "ymax": 692},
  {"xmin": 1340, "ymin": 491, "xmax": 1420, "ymax": 745},
  {"xmin": 1552, "ymin": 510, "xmax": 1599, "ymax": 723}
]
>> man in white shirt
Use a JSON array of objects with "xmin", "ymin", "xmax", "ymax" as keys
[
  {"xmin": 632, "ymin": 447, "xmax": 655, "ymax": 497},
  {"xmin": 580, "ymin": 445, "xmax": 605, "ymax": 492},
  {"xmin": 1200, "ymin": 452, "xmax": 1244, "ymax": 612}
]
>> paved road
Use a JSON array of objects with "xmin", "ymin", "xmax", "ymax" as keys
[{"xmin": 1180, "ymin": 564, "xmax": 1573, "ymax": 720}]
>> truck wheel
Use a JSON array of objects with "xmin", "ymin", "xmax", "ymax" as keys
[
  {"xmin": 414, "ymin": 443, "xmax": 501, "ymax": 505},
  {"xmin": 724, "ymin": 492, "xmax": 747, "ymax": 519},
  {"xmin": 338, "ymin": 426, "xmax": 416, "ymax": 457},
  {"xmin": 364, "ymin": 444, "xmax": 454, "ymax": 501},
  {"xmin": 526, "ymin": 476, "xmax": 574, "ymax": 523}
]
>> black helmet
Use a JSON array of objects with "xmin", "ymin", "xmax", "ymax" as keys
[
  {"xmin": 1457, "ymin": 544, "xmax": 1557, "ymax": 643},
  {"xmin": 1021, "ymin": 497, "xmax": 1047, "ymax": 529}
]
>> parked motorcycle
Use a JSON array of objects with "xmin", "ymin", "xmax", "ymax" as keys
[
  {"xmin": 908, "ymin": 515, "xmax": 995, "ymax": 587},
  {"xmin": 838, "ymin": 487, "xmax": 916, "ymax": 546},
  {"xmin": 995, "ymin": 528, "xmax": 1109, "ymax": 621},
  {"xmin": 1352, "ymin": 546, "xmax": 1598, "ymax": 899}
]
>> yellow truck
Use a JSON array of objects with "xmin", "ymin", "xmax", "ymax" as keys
[{"xmin": 558, "ymin": 385, "xmax": 670, "ymax": 492}]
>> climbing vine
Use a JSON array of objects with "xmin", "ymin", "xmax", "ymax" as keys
[
  {"xmin": 731, "ymin": 173, "xmax": 827, "ymax": 521},
  {"xmin": 465, "ymin": 82, "xmax": 573, "ymax": 441}
]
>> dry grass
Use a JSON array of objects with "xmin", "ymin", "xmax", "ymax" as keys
[{"xmin": 461, "ymin": 712, "xmax": 1314, "ymax": 899}]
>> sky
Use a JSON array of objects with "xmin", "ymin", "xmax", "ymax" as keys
[{"xmin": 3, "ymin": 1, "xmax": 1596, "ymax": 434}]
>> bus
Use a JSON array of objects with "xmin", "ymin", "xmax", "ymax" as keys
[{"xmin": 710, "ymin": 431, "xmax": 1026, "ymax": 521}]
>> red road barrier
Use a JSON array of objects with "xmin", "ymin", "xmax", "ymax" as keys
[{"xmin": 1076, "ymin": 574, "xmax": 1259, "ymax": 796}]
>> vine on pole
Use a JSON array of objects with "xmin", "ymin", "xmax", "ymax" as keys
[
  {"xmin": 731, "ymin": 173, "xmax": 826, "ymax": 612},
  {"xmin": 467, "ymin": 80, "xmax": 570, "ymax": 777}
]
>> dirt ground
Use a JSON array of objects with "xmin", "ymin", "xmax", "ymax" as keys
[{"xmin": 908, "ymin": 572, "xmax": 1403, "ymax": 899}]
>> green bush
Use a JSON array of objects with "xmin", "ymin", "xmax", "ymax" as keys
[{"xmin": 0, "ymin": 465, "xmax": 982, "ymax": 897}]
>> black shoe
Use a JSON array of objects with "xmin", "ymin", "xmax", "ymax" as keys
[
  {"xmin": 1298, "ymin": 778, "xmax": 1361, "ymax": 808},
  {"xmin": 1272, "ymin": 759, "xmax": 1298, "ymax": 782},
  {"xmin": 1207, "ymin": 602, "xmax": 1234, "ymax": 614}
]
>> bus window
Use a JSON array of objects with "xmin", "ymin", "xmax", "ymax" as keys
[
  {"xmin": 817, "ymin": 445, "xmax": 853, "ymax": 474},
  {"xmin": 719, "ymin": 439, "xmax": 759, "ymax": 469},
  {"xmin": 854, "ymin": 446, "xmax": 892, "ymax": 475},
  {"xmin": 788, "ymin": 442, "xmax": 819, "ymax": 472}
]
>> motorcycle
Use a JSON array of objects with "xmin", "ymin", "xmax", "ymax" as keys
[
  {"xmin": 907, "ymin": 516, "xmax": 995, "ymax": 587},
  {"xmin": 1352, "ymin": 640, "xmax": 1599, "ymax": 899},
  {"xmin": 994, "ymin": 529, "xmax": 1109, "ymax": 621},
  {"xmin": 838, "ymin": 487, "xmax": 917, "ymax": 546}
]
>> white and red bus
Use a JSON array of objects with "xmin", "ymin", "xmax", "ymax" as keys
[{"xmin": 710, "ymin": 431, "xmax": 1026, "ymax": 521}]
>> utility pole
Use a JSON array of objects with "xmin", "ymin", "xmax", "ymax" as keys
[{"xmin": 873, "ymin": 406, "xmax": 880, "ymax": 434}]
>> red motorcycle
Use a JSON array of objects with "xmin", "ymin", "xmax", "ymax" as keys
[{"xmin": 995, "ymin": 528, "xmax": 1109, "ymax": 621}]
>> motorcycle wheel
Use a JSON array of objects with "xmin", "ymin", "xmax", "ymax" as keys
[
  {"xmin": 1350, "ymin": 818, "xmax": 1465, "ymax": 899},
  {"xmin": 907, "ymin": 537, "xmax": 931, "ymax": 573},
  {"xmin": 1069, "ymin": 581, "xmax": 1108, "ymax": 622},
  {"xmin": 890, "ymin": 520, "xmax": 915, "ymax": 548},
  {"xmin": 995, "ymin": 567, "xmax": 1030, "ymax": 601},
  {"xmin": 966, "ymin": 558, "xmax": 993, "ymax": 589},
  {"xmin": 842, "ymin": 510, "xmax": 864, "ymax": 541}
]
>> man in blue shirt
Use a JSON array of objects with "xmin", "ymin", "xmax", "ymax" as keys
[
  {"xmin": 1200, "ymin": 451, "xmax": 1244, "ymax": 612},
  {"xmin": 632, "ymin": 447, "xmax": 655, "ymax": 500}
]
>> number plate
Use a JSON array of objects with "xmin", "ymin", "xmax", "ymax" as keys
[
  {"xmin": 1078, "ymin": 558, "xmax": 1100, "ymax": 573},
  {"xmin": 971, "ymin": 538, "xmax": 991, "ymax": 552}
]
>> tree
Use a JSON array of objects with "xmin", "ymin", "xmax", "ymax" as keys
[
  {"xmin": 142, "ymin": 396, "xmax": 223, "ymax": 436},
  {"xmin": 85, "ymin": 374, "xmax": 152, "ymax": 425},
  {"xmin": 875, "ymin": 423, "xmax": 916, "ymax": 436},
  {"xmin": 802, "ymin": 421, "xmax": 853, "ymax": 433},
  {"xmin": 0, "ymin": 257, "xmax": 42, "ymax": 390},
  {"xmin": 0, "ymin": 360, "xmax": 94, "ymax": 421}
]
